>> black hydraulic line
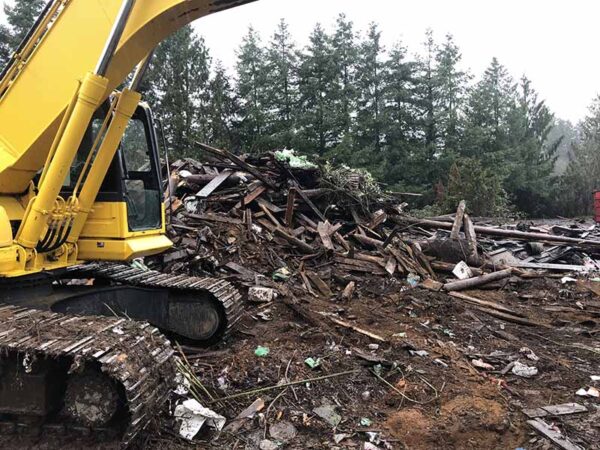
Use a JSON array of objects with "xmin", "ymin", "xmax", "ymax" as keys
[
  {"xmin": 0, "ymin": 0, "xmax": 55, "ymax": 80},
  {"xmin": 95, "ymin": 0, "xmax": 136, "ymax": 77},
  {"xmin": 37, "ymin": 223, "xmax": 60, "ymax": 253}
]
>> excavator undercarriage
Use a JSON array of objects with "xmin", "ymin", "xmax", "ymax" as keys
[{"xmin": 0, "ymin": 264, "xmax": 243, "ymax": 445}]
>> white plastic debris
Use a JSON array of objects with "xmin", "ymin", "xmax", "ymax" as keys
[
  {"xmin": 519, "ymin": 347, "xmax": 540, "ymax": 362},
  {"xmin": 173, "ymin": 372, "xmax": 190, "ymax": 395},
  {"xmin": 560, "ymin": 276, "xmax": 577, "ymax": 284},
  {"xmin": 576, "ymin": 387, "xmax": 600, "ymax": 398},
  {"xmin": 511, "ymin": 361, "xmax": 538, "ymax": 378},
  {"xmin": 174, "ymin": 399, "xmax": 226, "ymax": 440},
  {"xmin": 184, "ymin": 197, "xmax": 200, "ymax": 214},
  {"xmin": 178, "ymin": 170, "xmax": 193, "ymax": 178},
  {"xmin": 591, "ymin": 375, "xmax": 600, "ymax": 382},
  {"xmin": 248, "ymin": 286, "xmax": 277, "ymax": 303},
  {"xmin": 452, "ymin": 261, "xmax": 474, "ymax": 280},
  {"xmin": 471, "ymin": 359, "xmax": 494, "ymax": 371}
]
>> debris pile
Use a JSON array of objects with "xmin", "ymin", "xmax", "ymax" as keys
[
  {"xmin": 155, "ymin": 143, "xmax": 433, "ymax": 303},
  {"xmin": 142, "ymin": 145, "xmax": 600, "ymax": 450}
]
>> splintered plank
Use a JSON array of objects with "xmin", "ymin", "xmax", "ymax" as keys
[
  {"xmin": 197, "ymin": 142, "xmax": 277, "ymax": 188},
  {"xmin": 527, "ymin": 418, "xmax": 584, "ymax": 450},
  {"xmin": 196, "ymin": 170, "xmax": 233, "ymax": 198},
  {"xmin": 523, "ymin": 403, "xmax": 587, "ymax": 419},
  {"xmin": 235, "ymin": 184, "xmax": 267, "ymax": 209}
]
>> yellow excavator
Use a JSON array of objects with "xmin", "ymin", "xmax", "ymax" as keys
[{"xmin": 0, "ymin": 0, "xmax": 255, "ymax": 444}]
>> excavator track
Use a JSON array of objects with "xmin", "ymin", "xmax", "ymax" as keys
[
  {"xmin": 0, "ymin": 304, "xmax": 177, "ymax": 447},
  {"xmin": 65, "ymin": 262, "xmax": 244, "ymax": 341}
]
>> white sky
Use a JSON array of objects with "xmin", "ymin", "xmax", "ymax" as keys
[
  {"xmin": 1, "ymin": 0, "xmax": 598, "ymax": 122},
  {"xmin": 195, "ymin": 0, "xmax": 600, "ymax": 123}
]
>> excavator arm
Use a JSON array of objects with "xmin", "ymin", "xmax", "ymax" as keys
[
  {"xmin": 0, "ymin": 0, "xmax": 256, "ymax": 275},
  {"xmin": 0, "ymin": 0, "xmax": 255, "ymax": 194}
]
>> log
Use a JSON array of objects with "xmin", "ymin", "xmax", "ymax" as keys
[
  {"xmin": 450, "ymin": 200, "xmax": 466, "ymax": 239},
  {"xmin": 397, "ymin": 216, "xmax": 600, "ymax": 247},
  {"xmin": 431, "ymin": 261, "xmax": 484, "ymax": 277},
  {"xmin": 352, "ymin": 234, "xmax": 384, "ymax": 248},
  {"xmin": 274, "ymin": 228, "xmax": 316, "ymax": 254},
  {"xmin": 443, "ymin": 268, "xmax": 513, "ymax": 292}
]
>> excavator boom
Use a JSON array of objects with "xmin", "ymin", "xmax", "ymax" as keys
[{"xmin": 0, "ymin": 0, "xmax": 255, "ymax": 193}]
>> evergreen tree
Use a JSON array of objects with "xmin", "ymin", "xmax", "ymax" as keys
[
  {"xmin": 1, "ymin": 0, "xmax": 46, "ymax": 68},
  {"xmin": 382, "ymin": 41, "xmax": 419, "ymax": 189},
  {"xmin": 206, "ymin": 61, "xmax": 238, "ymax": 150},
  {"xmin": 236, "ymin": 26, "xmax": 269, "ymax": 153},
  {"xmin": 435, "ymin": 34, "xmax": 469, "ymax": 154},
  {"xmin": 462, "ymin": 57, "xmax": 515, "ymax": 167},
  {"xmin": 354, "ymin": 22, "xmax": 386, "ymax": 162},
  {"xmin": 145, "ymin": 26, "xmax": 212, "ymax": 158},
  {"xmin": 296, "ymin": 23, "xmax": 338, "ymax": 155},
  {"xmin": 558, "ymin": 97, "xmax": 600, "ymax": 216},
  {"xmin": 4, "ymin": 0, "xmax": 46, "ymax": 48},
  {"xmin": 504, "ymin": 76, "xmax": 558, "ymax": 214},
  {"xmin": 264, "ymin": 19, "xmax": 298, "ymax": 149},
  {"xmin": 413, "ymin": 30, "xmax": 440, "ymax": 158},
  {"xmin": 331, "ymin": 14, "xmax": 358, "ymax": 140}
]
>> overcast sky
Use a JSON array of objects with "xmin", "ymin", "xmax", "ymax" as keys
[
  {"xmin": 1, "ymin": 0, "xmax": 597, "ymax": 122},
  {"xmin": 195, "ymin": 0, "xmax": 600, "ymax": 123}
]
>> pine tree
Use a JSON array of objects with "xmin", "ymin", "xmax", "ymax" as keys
[
  {"xmin": 4, "ymin": 0, "xmax": 46, "ymax": 48},
  {"xmin": 462, "ymin": 57, "xmax": 516, "ymax": 166},
  {"xmin": 145, "ymin": 26, "xmax": 212, "ymax": 158},
  {"xmin": 236, "ymin": 26, "xmax": 269, "ymax": 153},
  {"xmin": 296, "ymin": 23, "xmax": 338, "ymax": 156},
  {"xmin": 414, "ymin": 30, "xmax": 439, "ymax": 158},
  {"xmin": 264, "ymin": 19, "xmax": 298, "ymax": 149},
  {"xmin": 435, "ymin": 34, "xmax": 469, "ymax": 154},
  {"xmin": 505, "ymin": 76, "xmax": 559, "ymax": 214},
  {"xmin": 353, "ymin": 23, "xmax": 386, "ymax": 164},
  {"xmin": 206, "ymin": 61, "xmax": 238, "ymax": 150},
  {"xmin": 331, "ymin": 14, "xmax": 358, "ymax": 140},
  {"xmin": 382, "ymin": 41, "xmax": 419, "ymax": 189},
  {"xmin": 1, "ymin": 0, "xmax": 46, "ymax": 68},
  {"xmin": 558, "ymin": 97, "xmax": 600, "ymax": 216}
]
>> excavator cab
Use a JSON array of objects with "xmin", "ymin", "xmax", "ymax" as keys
[{"xmin": 61, "ymin": 100, "xmax": 172, "ymax": 261}]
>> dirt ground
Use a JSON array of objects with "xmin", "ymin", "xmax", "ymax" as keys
[{"xmin": 136, "ymin": 273, "xmax": 600, "ymax": 450}]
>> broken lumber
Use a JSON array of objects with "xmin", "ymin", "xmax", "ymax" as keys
[
  {"xmin": 527, "ymin": 418, "xmax": 584, "ymax": 450},
  {"xmin": 463, "ymin": 213, "xmax": 479, "ymax": 261},
  {"xmin": 329, "ymin": 317, "xmax": 387, "ymax": 342},
  {"xmin": 397, "ymin": 216, "xmax": 600, "ymax": 247},
  {"xmin": 450, "ymin": 200, "xmax": 466, "ymax": 239},
  {"xmin": 197, "ymin": 142, "xmax": 277, "ymax": 189},
  {"xmin": 449, "ymin": 291, "xmax": 524, "ymax": 317},
  {"xmin": 274, "ymin": 228, "xmax": 316, "ymax": 254},
  {"xmin": 443, "ymin": 268, "xmax": 513, "ymax": 291},
  {"xmin": 196, "ymin": 170, "xmax": 233, "ymax": 198}
]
